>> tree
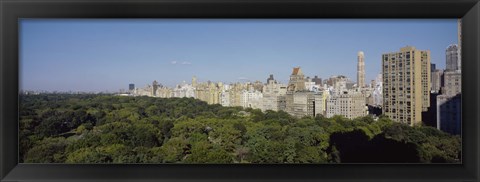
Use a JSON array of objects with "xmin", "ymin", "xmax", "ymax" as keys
[
  {"xmin": 25, "ymin": 137, "xmax": 69, "ymax": 163},
  {"xmin": 184, "ymin": 141, "xmax": 233, "ymax": 163},
  {"xmin": 160, "ymin": 137, "xmax": 189, "ymax": 163},
  {"xmin": 20, "ymin": 94, "xmax": 462, "ymax": 164}
]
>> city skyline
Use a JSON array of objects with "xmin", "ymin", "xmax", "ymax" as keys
[{"xmin": 20, "ymin": 19, "xmax": 458, "ymax": 92}]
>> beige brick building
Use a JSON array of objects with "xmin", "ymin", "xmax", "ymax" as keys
[
  {"xmin": 326, "ymin": 90, "xmax": 367, "ymax": 119},
  {"xmin": 382, "ymin": 46, "xmax": 431, "ymax": 126}
]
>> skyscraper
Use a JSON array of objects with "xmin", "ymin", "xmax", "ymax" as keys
[
  {"xmin": 382, "ymin": 46, "xmax": 431, "ymax": 126},
  {"xmin": 446, "ymin": 44, "xmax": 460, "ymax": 71},
  {"xmin": 152, "ymin": 80, "xmax": 159, "ymax": 96},
  {"xmin": 437, "ymin": 42, "xmax": 462, "ymax": 135},
  {"xmin": 128, "ymin": 84, "xmax": 135, "ymax": 91},
  {"xmin": 192, "ymin": 76, "xmax": 197, "ymax": 87},
  {"xmin": 431, "ymin": 69, "xmax": 444, "ymax": 93},
  {"xmin": 357, "ymin": 51, "xmax": 365, "ymax": 88},
  {"xmin": 458, "ymin": 19, "xmax": 462, "ymax": 69}
]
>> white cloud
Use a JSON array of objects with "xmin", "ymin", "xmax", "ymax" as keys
[{"xmin": 170, "ymin": 61, "xmax": 192, "ymax": 65}]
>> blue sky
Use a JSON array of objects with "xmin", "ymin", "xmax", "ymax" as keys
[{"xmin": 20, "ymin": 19, "xmax": 458, "ymax": 92}]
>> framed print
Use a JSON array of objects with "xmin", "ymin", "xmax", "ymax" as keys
[{"xmin": 1, "ymin": 0, "xmax": 479, "ymax": 181}]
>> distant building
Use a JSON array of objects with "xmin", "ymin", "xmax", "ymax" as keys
[
  {"xmin": 287, "ymin": 67, "xmax": 306, "ymax": 92},
  {"xmin": 372, "ymin": 74, "xmax": 383, "ymax": 107},
  {"xmin": 458, "ymin": 19, "xmax": 462, "ymax": 69},
  {"xmin": 422, "ymin": 92, "xmax": 440, "ymax": 127},
  {"xmin": 192, "ymin": 76, "xmax": 198, "ymax": 87},
  {"xmin": 442, "ymin": 71, "xmax": 461, "ymax": 96},
  {"xmin": 357, "ymin": 51, "xmax": 366, "ymax": 88},
  {"xmin": 312, "ymin": 76, "xmax": 322, "ymax": 85},
  {"xmin": 241, "ymin": 88, "xmax": 263, "ymax": 109},
  {"xmin": 382, "ymin": 46, "xmax": 431, "ymax": 126},
  {"xmin": 227, "ymin": 83, "xmax": 247, "ymax": 107},
  {"xmin": 346, "ymin": 82, "xmax": 356, "ymax": 90},
  {"xmin": 285, "ymin": 91, "xmax": 323, "ymax": 118},
  {"xmin": 220, "ymin": 92, "xmax": 230, "ymax": 107},
  {"xmin": 325, "ymin": 75, "xmax": 347, "ymax": 88},
  {"xmin": 156, "ymin": 86, "xmax": 173, "ymax": 98},
  {"xmin": 251, "ymin": 81, "xmax": 264, "ymax": 92},
  {"xmin": 135, "ymin": 84, "xmax": 153, "ymax": 96},
  {"xmin": 194, "ymin": 81, "xmax": 223, "ymax": 105},
  {"xmin": 152, "ymin": 80, "xmax": 160, "ymax": 96},
  {"xmin": 267, "ymin": 74, "xmax": 275, "ymax": 83},
  {"xmin": 370, "ymin": 79, "xmax": 375, "ymax": 89},
  {"xmin": 431, "ymin": 69, "xmax": 444, "ymax": 93},
  {"xmin": 446, "ymin": 44, "xmax": 460, "ymax": 71},
  {"xmin": 262, "ymin": 75, "xmax": 287, "ymax": 111},
  {"xmin": 437, "ymin": 94, "xmax": 461, "ymax": 135},
  {"xmin": 437, "ymin": 70, "xmax": 462, "ymax": 135},
  {"xmin": 173, "ymin": 81, "xmax": 195, "ymax": 98},
  {"xmin": 304, "ymin": 77, "xmax": 318, "ymax": 92},
  {"xmin": 326, "ymin": 90, "xmax": 367, "ymax": 119},
  {"xmin": 129, "ymin": 83, "xmax": 135, "ymax": 91}
]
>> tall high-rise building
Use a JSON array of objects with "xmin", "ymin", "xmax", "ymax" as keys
[
  {"xmin": 128, "ymin": 84, "xmax": 135, "ymax": 91},
  {"xmin": 192, "ymin": 76, "xmax": 197, "ymax": 87},
  {"xmin": 372, "ymin": 73, "xmax": 383, "ymax": 107},
  {"xmin": 458, "ymin": 19, "xmax": 462, "ymax": 69},
  {"xmin": 382, "ymin": 46, "xmax": 431, "ymax": 126},
  {"xmin": 446, "ymin": 44, "xmax": 460, "ymax": 71},
  {"xmin": 431, "ymin": 69, "xmax": 444, "ymax": 93},
  {"xmin": 357, "ymin": 51, "xmax": 365, "ymax": 88},
  {"xmin": 152, "ymin": 80, "xmax": 159, "ymax": 96}
]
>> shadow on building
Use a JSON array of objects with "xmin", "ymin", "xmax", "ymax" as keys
[
  {"xmin": 367, "ymin": 105, "xmax": 382, "ymax": 117},
  {"xmin": 422, "ymin": 92, "xmax": 440, "ymax": 128},
  {"xmin": 437, "ymin": 93, "xmax": 461, "ymax": 135}
]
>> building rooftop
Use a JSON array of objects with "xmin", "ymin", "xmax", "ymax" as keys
[{"xmin": 292, "ymin": 67, "xmax": 303, "ymax": 75}]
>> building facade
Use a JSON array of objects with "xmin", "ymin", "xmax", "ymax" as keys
[
  {"xmin": 285, "ymin": 91, "xmax": 323, "ymax": 118},
  {"xmin": 287, "ymin": 67, "xmax": 306, "ymax": 92},
  {"xmin": 431, "ymin": 69, "xmax": 444, "ymax": 93},
  {"xmin": 357, "ymin": 51, "xmax": 366, "ymax": 88},
  {"xmin": 128, "ymin": 84, "xmax": 135, "ymax": 92},
  {"xmin": 326, "ymin": 90, "xmax": 367, "ymax": 119},
  {"xmin": 262, "ymin": 75, "xmax": 287, "ymax": 111},
  {"xmin": 437, "ymin": 70, "xmax": 462, "ymax": 135},
  {"xmin": 382, "ymin": 46, "xmax": 431, "ymax": 126},
  {"xmin": 437, "ymin": 94, "xmax": 461, "ymax": 135},
  {"xmin": 446, "ymin": 44, "xmax": 460, "ymax": 71}
]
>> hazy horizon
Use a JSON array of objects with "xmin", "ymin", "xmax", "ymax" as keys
[{"xmin": 20, "ymin": 19, "xmax": 458, "ymax": 92}]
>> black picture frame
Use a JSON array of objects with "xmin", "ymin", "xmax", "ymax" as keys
[{"xmin": 1, "ymin": 0, "xmax": 479, "ymax": 181}]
